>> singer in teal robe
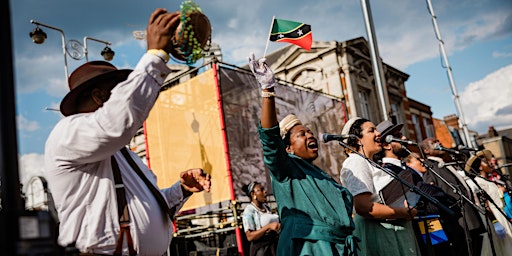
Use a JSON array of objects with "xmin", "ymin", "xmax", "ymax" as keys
[{"xmin": 258, "ymin": 124, "xmax": 359, "ymax": 256}]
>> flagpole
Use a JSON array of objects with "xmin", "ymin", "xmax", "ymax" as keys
[{"xmin": 263, "ymin": 16, "xmax": 275, "ymax": 58}]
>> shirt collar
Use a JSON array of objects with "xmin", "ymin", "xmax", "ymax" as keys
[{"xmin": 382, "ymin": 157, "xmax": 402, "ymax": 167}]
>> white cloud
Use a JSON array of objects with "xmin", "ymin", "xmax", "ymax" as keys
[
  {"xmin": 15, "ymin": 53, "xmax": 68, "ymax": 98},
  {"xmin": 18, "ymin": 153, "xmax": 46, "ymax": 192},
  {"xmin": 17, "ymin": 115, "xmax": 40, "ymax": 132},
  {"xmin": 493, "ymin": 51, "xmax": 512, "ymax": 58},
  {"xmin": 460, "ymin": 64, "xmax": 512, "ymax": 133}
]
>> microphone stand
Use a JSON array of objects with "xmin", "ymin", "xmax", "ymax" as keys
[
  {"xmin": 492, "ymin": 166, "xmax": 512, "ymax": 189},
  {"xmin": 336, "ymin": 141, "xmax": 455, "ymax": 216},
  {"xmin": 404, "ymin": 146, "xmax": 485, "ymax": 256},
  {"xmin": 466, "ymin": 168, "xmax": 512, "ymax": 224},
  {"xmin": 462, "ymin": 167, "xmax": 512, "ymax": 256}
]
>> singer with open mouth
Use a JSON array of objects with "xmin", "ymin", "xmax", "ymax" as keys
[
  {"xmin": 248, "ymin": 53, "xmax": 359, "ymax": 256},
  {"xmin": 340, "ymin": 117, "xmax": 420, "ymax": 256}
]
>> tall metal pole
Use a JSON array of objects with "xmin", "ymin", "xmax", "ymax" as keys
[
  {"xmin": 360, "ymin": 0, "xmax": 390, "ymax": 121},
  {"xmin": 1, "ymin": 0, "xmax": 23, "ymax": 254},
  {"xmin": 426, "ymin": 0, "xmax": 473, "ymax": 147}
]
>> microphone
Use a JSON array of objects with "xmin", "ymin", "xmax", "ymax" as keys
[
  {"xmin": 384, "ymin": 135, "xmax": 417, "ymax": 145},
  {"xmin": 321, "ymin": 133, "xmax": 355, "ymax": 143},
  {"xmin": 438, "ymin": 161, "xmax": 465, "ymax": 168},
  {"xmin": 457, "ymin": 145, "xmax": 477, "ymax": 152},
  {"xmin": 434, "ymin": 145, "xmax": 460, "ymax": 155},
  {"xmin": 498, "ymin": 163, "xmax": 512, "ymax": 169}
]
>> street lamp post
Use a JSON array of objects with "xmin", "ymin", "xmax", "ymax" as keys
[
  {"xmin": 29, "ymin": 20, "xmax": 115, "ymax": 83},
  {"xmin": 29, "ymin": 20, "xmax": 69, "ymax": 81},
  {"xmin": 84, "ymin": 36, "xmax": 114, "ymax": 62}
]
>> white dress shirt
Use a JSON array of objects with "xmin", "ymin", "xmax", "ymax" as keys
[{"xmin": 45, "ymin": 54, "xmax": 188, "ymax": 255}]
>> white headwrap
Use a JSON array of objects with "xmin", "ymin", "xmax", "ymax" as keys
[
  {"xmin": 279, "ymin": 114, "xmax": 302, "ymax": 139},
  {"xmin": 340, "ymin": 117, "xmax": 362, "ymax": 142}
]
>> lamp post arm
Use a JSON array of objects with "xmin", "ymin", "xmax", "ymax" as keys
[
  {"xmin": 30, "ymin": 20, "xmax": 69, "ymax": 81},
  {"xmin": 83, "ymin": 36, "xmax": 112, "ymax": 62}
]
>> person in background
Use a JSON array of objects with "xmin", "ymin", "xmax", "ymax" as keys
[
  {"xmin": 477, "ymin": 149, "xmax": 501, "ymax": 182},
  {"xmin": 44, "ymin": 8, "xmax": 211, "ymax": 255},
  {"xmin": 420, "ymin": 138, "xmax": 485, "ymax": 256},
  {"xmin": 242, "ymin": 181, "xmax": 280, "ymax": 256},
  {"xmin": 465, "ymin": 153, "xmax": 512, "ymax": 255},
  {"xmin": 496, "ymin": 181, "xmax": 512, "ymax": 220},
  {"xmin": 404, "ymin": 153, "xmax": 427, "ymax": 177},
  {"xmin": 249, "ymin": 53, "xmax": 359, "ymax": 255},
  {"xmin": 340, "ymin": 117, "xmax": 418, "ymax": 256},
  {"xmin": 404, "ymin": 152, "xmax": 461, "ymax": 255}
]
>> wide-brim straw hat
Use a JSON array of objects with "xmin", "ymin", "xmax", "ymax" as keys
[
  {"xmin": 60, "ymin": 61, "xmax": 132, "ymax": 116},
  {"xmin": 476, "ymin": 149, "xmax": 493, "ymax": 160},
  {"xmin": 464, "ymin": 155, "xmax": 481, "ymax": 173}
]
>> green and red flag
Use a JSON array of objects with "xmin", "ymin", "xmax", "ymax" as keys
[{"xmin": 269, "ymin": 18, "xmax": 312, "ymax": 51}]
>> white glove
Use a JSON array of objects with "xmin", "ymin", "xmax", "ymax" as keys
[{"xmin": 248, "ymin": 53, "xmax": 277, "ymax": 89}]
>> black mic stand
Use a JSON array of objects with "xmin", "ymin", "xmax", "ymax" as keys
[
  {"xmin": 466, "ymin": 167, "xmax": 512, "ymax": 225},
  {"xmin": 491, "ymin": 166, "xmax": 512, "ymax": 192},
  {"xmin": 336, "ymin": 141, "xmax": 455, "ymax": 217},
  {"xmin": 405, "ymin": 147, "xmax": 485, "ymax": 256}
]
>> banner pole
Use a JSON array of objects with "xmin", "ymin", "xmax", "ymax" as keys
[
  {"xmin": 212, "ymin": 63, "xmax": 245, "ymax": 256},
  {"xmin": 263, "ymin": 16, "xmax": 275, "ymax": 58}
]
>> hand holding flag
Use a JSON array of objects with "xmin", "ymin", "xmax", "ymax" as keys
[{"xmin": 248, "ymin": 53, "xmax": 277, "ymax": 89}]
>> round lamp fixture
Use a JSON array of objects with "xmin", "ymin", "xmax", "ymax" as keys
[
  {"xmin": 101, "ymin": 46, "xmax": 115, "ymax": 61},
  {"xmin": 29, "ymin": 27, "xmax": 47, "ymax": 44}
]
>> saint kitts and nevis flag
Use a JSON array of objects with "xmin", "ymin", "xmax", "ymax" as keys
[{"xmin": 269, "ymin": 18, "xmax": 312, "ymax": 51}]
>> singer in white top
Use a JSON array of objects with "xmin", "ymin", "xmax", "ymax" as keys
[
  {"xmin": 340, "ymin": 117, "xmax": 419, "ymax": 256},
  {"xmin": 44, "ymin": 8, "xmax": 211, "ymax": 255},
  {"xmin": 464, "ymin": 153, "xmax": 512, "ymax": 256}
]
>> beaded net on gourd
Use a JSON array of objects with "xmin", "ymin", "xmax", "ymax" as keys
[{"xmin": 170, "ymin": 0, "xmax": 212, "ymax": 65}]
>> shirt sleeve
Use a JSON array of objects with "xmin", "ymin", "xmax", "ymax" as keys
[
  {"xmin": 47, "ymin": 53, "xmax": 171, "ymax": 165},
  {"xmin": 242, "ymin": 205, "xmax": 257, "ymax": 231},
  {"xmin": 258, "ymin": 124, "xmax": 294, "ymax": 181},
  {"xmin": 340, "ymin": 154, "xmax": 374, "ymax": 196},
  {"xmin": 161, "ymin": 181, "xmax": 191, "ymax": 213}
]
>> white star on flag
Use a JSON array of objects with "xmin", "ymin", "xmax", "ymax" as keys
[
  {"xmin": 297, "ymin": 29, "xmax": 303, "ymax": 36},
  {"xmin": 278, "ymin": 34, "xmax": 284, "ymax": 38}
]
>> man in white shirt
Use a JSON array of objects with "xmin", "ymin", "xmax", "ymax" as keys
[
  {"xmin": 375, "ymin": 120, "xmax": 422, "ymax": 207},
  {"xmin": 44, "ymin": 8, "xmax": 211, "ymax": 255}
]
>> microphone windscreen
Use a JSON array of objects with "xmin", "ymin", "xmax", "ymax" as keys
[
  {"xmin": 384, "ymin": 135, "xmax": 394, "ymax": 144},
  {"xmin": 320, "ymin": 133, "xmax": 328, "ymax": 143}
]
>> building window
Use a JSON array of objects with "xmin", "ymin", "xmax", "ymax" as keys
[
  {"xmin": 358, "ymin": 90, "xmax": 371, "ymax": 120},
  {"xmin": 390, "ymin": 102, "xmax": 403, "ymax": 125},
  {"xmin": 411, "ymin": 114, "xmax": 422, "ymax": 142},
  {"xmin": 422, "ymin": 118, "xmax": 434, "ymax": 138}
]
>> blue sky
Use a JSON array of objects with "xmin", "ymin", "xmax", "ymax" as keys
[{"xmin": 9, "ymin": 0, "xmax": 512, "ymax": 185}]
